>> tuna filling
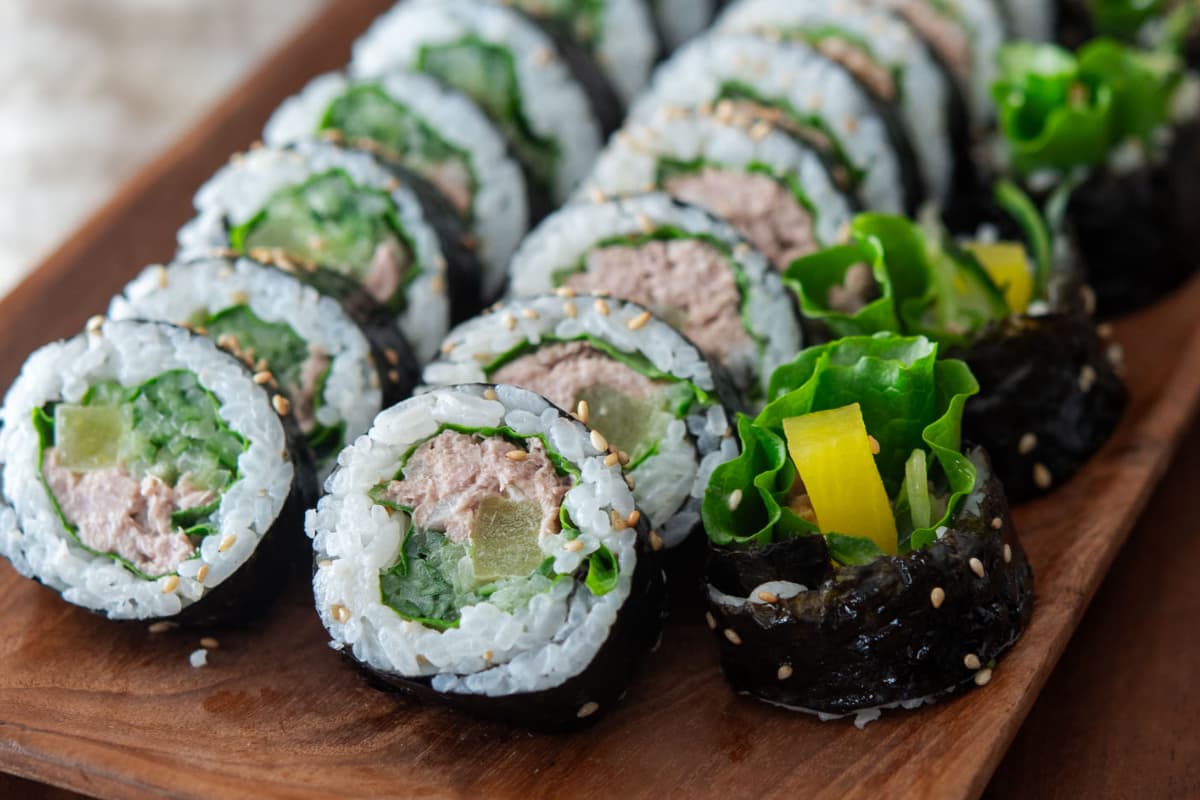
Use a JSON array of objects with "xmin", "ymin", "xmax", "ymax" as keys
[
  {"xmin": 879, "ymin": 0, "xmax": 972, "ymax": 85},
  {"xmin": 491, "ymin": 341, "xmax": 676, "ymax": 463},
  {"xmin": 374, "ymin": 430, "xmax": 576, "ymax": 629},
  {"xmin": 663, "ymin": 167, "xmax": 819, "ymax": 271},
  {"xmin": 36, "ymin": 370, "xmax": 246, "ymax": 577},
  {"xmin": 565, "ymin": 238, "xmax": 754, "ymax": 366},
  {"xmin": 229, "ymin": 169, "xmax": 416, "ymax": 311},
  {"xmin": 811, "ymin": 36, "xmax": 897, "ymax": 102}
]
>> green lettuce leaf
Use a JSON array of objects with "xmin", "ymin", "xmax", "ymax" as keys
[{"xmin": 702, "ymin": 334, "xmax": 980, "ymax": 561}]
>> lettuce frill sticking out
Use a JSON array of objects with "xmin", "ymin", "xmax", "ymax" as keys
[
  {"xmin": 784, "ymin": 211, "xmax": 1126, "ymax": 501},
  {"xmin": 988, "ymin": 37, "xmax": 1200, "ymax": 314},
  {"xmin": 701, "ymin": 334, "xmax": 1033, "ymax": 722}
]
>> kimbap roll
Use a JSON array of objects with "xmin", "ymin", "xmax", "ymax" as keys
[
  {"xmin": 351, "ymin": 0, "xmax": 608, "ymax": 204},
  {"xmin": 987, "ymin": 37, "xmax": 1200, "ymax": 314},
  {"xmin": 0, "ymin": 320, "xmax": 317, "ymax": 624},
  {"xmin": 422, "ymin": 294, "xmax": 740, "ymax": 550},
  {"xmin": 629, "ymin": 34, "xmax": 910, "ymax": 213},
  {"xmin": 581, "ymin": 105, "xmax": 855, "ymax": 271},
  {"xmin": 263, "ymin": 71, "xmax": 528, "ymax": 299},
  {"xmin": 308, "ymin": 384, "xmax": 666, "ymax": 729},
  {"xmin": 109, "ymin": 254, "xmax": 419, "ymax": 479},
  {"xmin": 782, "ymin": 207, "xmax": 1126, "ymax": 501},
  {"xmin": 177, "ymin": 139, "xmax": 480, "ymax": 363},
  {"xmin": 702, "ymin": 334, "xmax": 1033, "ymax": 724},
  {"xmin": 506, "ymin": 193, "xmax": 803, "ymax": 405}
]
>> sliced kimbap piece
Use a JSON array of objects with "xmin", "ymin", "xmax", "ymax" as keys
[
  {"xmin": 351, "ymin": 0, "xmax": 607, "ymax": 204},
  {"xmin": 629, "ymin": 34, "xmax": 910, "ymax": 213},
  {"xmin": 988, "ymin": 38, "xmax": 1200, "ymax": 314},
  {"xmin": 866, "ymin": 0, "xmax": 1005, "ymax": 128},
  {"xmin": 702, "ymin": 334, "xmax": 1033, "ymax": 724},
  {"xmin": 0, "ymin": 320, "xmax": 317, "ymax": 624},
  {"xmin": 717, "ymin": 0, "xmax": 962, "ymax": 208},
  {"xmin": 263, "ymin": 71, "xmax": 527, "ymax": 300},
  {"xmin": 308, "ymin": 384, "xmax": 665, "ymax": 729},
  {"xmin": 782, "ymin": 205, "xmax": 1126, "ymax": 501},
  {"xmin": 109, "ymin": 254, "xmax": 418, "ymax": 480},
  {"xmin": 177, "ymin": 139, "xmax": 479, "ymax": 363},
  {"xmin": 581, "ymin": 105, "xmax": 855, "ymax": 271},
  {"xmin": 506, "ymin": 193, "xmax": 803, "ymax": 405},
  {"xmin": 495, "ymin": 0, "xmax": 658, "ymax": 103},
  {"xmin": 423, "ymin": 294, "xmax": 740, "ymax": 550},
  {"xmin": 650, "ymin": 0, "xmax": 718, "ymax": 51}
]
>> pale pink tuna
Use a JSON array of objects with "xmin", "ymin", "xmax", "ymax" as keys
[{"xmin": 491, "ymin": 341, "xmax": 665, "ymax": 412}]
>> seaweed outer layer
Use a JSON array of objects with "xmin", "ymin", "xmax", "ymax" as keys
[
  {"xmin": 356, "ymin": 529, "xmax": 666, "ymax": 732},
  {"xmin": 959, "ymin": 313, "xmax": 1126, "ymax": 502},
  {"xmin": 705, "ymin": 450, "xmax": 1033, "ymax": 716}
]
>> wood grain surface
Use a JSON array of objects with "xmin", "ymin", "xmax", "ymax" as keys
[{"xmin": 1, "ymin": 1, "xmax": 1199, "ymax": 798}]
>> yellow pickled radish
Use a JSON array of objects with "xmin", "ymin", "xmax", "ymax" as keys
[
  {"xmin": 782, "ymin": 403, "xmax": 898, "ymax": 556},
  {"xmin": 965, "ymin": 241, "xmax": 1034, "ymax": 314}
]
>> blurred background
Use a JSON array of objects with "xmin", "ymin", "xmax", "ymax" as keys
[{"xmin": 0, "ymin": 0, "xmax": 323, "ymax": 300}]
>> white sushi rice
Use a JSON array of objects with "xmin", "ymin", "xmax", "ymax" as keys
[
  {"xmin": 108, "ymin": 255, "xmax": 384, "ymax": 481},
  {"xmin": 580, "ymin": 106, "xmax": 855, "ymax": 248},
  {"xmin": 507, "ymin": 193, "xmax": 803, "ymax": 402},
  {"xmin": 0, "ymin": 320, "xmax": 293, "ymax": 620},
  {"xmin": 944, "ymin": 0, "xmax": 1006, "ymax": 127},
  {"xmin": 999, "ymin": 0, "xmax": 1056, "ymax": 41},
  {"xmin": 630, "ymin": 34, "xmax": 906, "ymax": 213},
  {"xmin": 262, "ymin": 70, "xmax": 528, "ymax": 297},
  {"xmin": 309, "ymin": 384, "xmax": 640, "ymax": 697},
  {"xmin": 177, "ymin": 139, "xmax": 452, "ymax": 364},
  {"xmin": 717, "ymin": 0, "xmax": 955, "ymax": 204},
  {"xmin": 421, "ymin": 294, "xmax": 737, "ymax": 546},
  {"xmin": 351, "ymin": 0, "xmax": 603, "ymax": 203},
  {"xmin": 651, "ymin": 0, "xmax": 717, "ymax": 50}
]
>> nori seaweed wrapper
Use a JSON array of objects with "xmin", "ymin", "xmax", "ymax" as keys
[
  {"xmin": 955, "ymin": 312, "xmax": 1126, "ymax": 502},
  {"xmin": 356, "ymin": 529, "xmax": 666, "ymax": 732},
  {"xmin": 706, "ymin": 452, "xmax": 1033, "ymax": 716}
]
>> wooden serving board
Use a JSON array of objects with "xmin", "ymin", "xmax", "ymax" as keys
[{"xmin": 2, "ymin": 2, "xmax": 1200, "ymax": 798}]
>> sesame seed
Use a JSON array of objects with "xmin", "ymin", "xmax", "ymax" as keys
[
  {"xmin": 627, "ymin": 310, "xmax": 652, "ymax": 331},
  {"xmin": 272, "ymin": 395, "xmax": 291, "ymax": 416},
  {"xmin": 555, "ymin": 286, "xmax": 576, "ymax": 298},
  {"xmin": 604, "ymin": 452, "xmax": 620, "ymax": 467},
  {"xmin": 86, "ymin": 315, "xmax": 105, "ymax": 334},
  {"xmin": 200, "ymin": 637, "xmax": 220, "ymax": 650},
  {"xmin": 196, "ymin": 565, "xmax": 210, "ymax": 584},
  {"xmin": 611, "ymin": 509, "xmax": 627, "ymax": 530},
  {"xmin": 1079, "ymin": 365, "xmax": 1097, "ymax": 393},
  {"xmin": 1106, "ymin": 343, "xmax": 1124, "ymax": 368},
  {"xmin": 705, "ymin": 612, "xmax": 717, "ymax": 629},
  {"xmin": 625, "ymin": 475, "xmax": 636, "ymax": 490},
  {"xmin": 969, "ymin": 557, "xmax": 986, "ymax": 578},
  {"xmin": 148, "ymin": 621, "xmax": 176, "ymax": 634},
  {"xmin": 576, "ymin": 400, "xmax": 590, "ymax": 424},
  {"xmin": 1033, "ymin": 462, "xmax": 1053, "ymax": 490},
  {"xmin": 724, "ymin": 628, "xmax": 743, "ymax": 645},
  {"xmin": 930, "ymin": 587, "xmax": 946, "ymax": 608},
  {"xmin": 317, "ymin": 560, "xmax": 333, "ymax": 569},
  {"xmin": 564, "ymin": 539, "xmax": 585, "ymax": 552},
  {"xmin": 229, "ymin": 291, "xmax": 248, "ymax": 305},
  {"xmin": 385, "ymin": 178, "xmax": 401, "ymax": 192},
  {"xmin": 594, "ymin": 298, "xmax": 610, "ymax": 316},
  {"xmin": 483, "ymin": 650, "xmax": 493, "ymax": 661},
  {"xmin": 253, "ymin": 371, "xmax": 272, "ymax": 385},
  {"xmin": 618, "ymin": 451, "xmax": 630, "ymax": 466},
  {"xmin": 1081, "ymin": 285, "xmax": 1097, "ymax": 315},
  {"xmin": 563, "ymin": 300, "xmax": 578, "ymax": 318},
  {"xmin": 777, "ymin": 664, "xmax": 793, "ymax": 680},
  {"xmin": 217, "ymin": 266, "xmax": 234, "ymax": 280},
  {"xmin": 483, "ymin": 388, "xmax": 498, "ymax": 401},
  {"xmin": 502, "ymin": 312, "xmax": 517, "ymax": 330},
  {"xmin": 430, "ymin": 275, "xmax": 446, "ymax": 294},
  {"xmin": 387, "ymin": 370, "xmax": 400, "ymax": 384},
  {"xmin": 991, "ymin": 516, "xmax": 1003, "ymax": 530},
  {"xmin": 161, "ymin": 576, "xmax": 180, "ymax": 594},
  {"xmin": 441, "ymin": 341, "xmax": 456, "ymax": 354},
  {"xmin": 964, "ymin": 653, "xmax": 982, "ymax": 670},
  {"xmin": 217, "ymin": 333, "xmax": 237, "ymax": 350},
  {"xmin": 648, "ymin": 531, "xmax": 663, "ymax": 551},
  {"xmin": 749, "ymin": 121, "xmax": 773, "ymax": 140},
  {"xmin": 868, "ymin": 435, "xmax": 881, "ymax": 455},
  {"xmin": 588, "ymin": 187, "xmax": 606, "ymax": 204},
  {"xmin": 218, "ymin": 534, "xmax": 237, "ymax": 553},
  {"xmin": 1018, "ymin": 432, "xmax": 1038, "ymax": 455},
  {"xmin": 505, "ymin": 449, "xmax": 527, "ymax": 462},
  {"xmin": 626, "ymin": 510, "xmax": 640, "ymax": 528},
  {"xmin": 331, "ymin": 604, "xmax": 351, "ymax": 624},
  {"xmin": 1003, "ymin": 544, "xmax": 1013, "ymax": 563},
  {"xmin": 758, "ymin": 590, "xmax": 779, "ymax": 603},
  {"xmin": 576, "ymin": 701, "xmax": 600, "ymax": 719},
  {"xmin": 974, "ymin": 668, "xmax": 993, "ymax": 686},
  {"xmin": 728, "ymin": 489, "xmax": 743, "ymax": 511},
  {"xmin": 534, "ymin": 47, "xmax": 555, "ymax": 65},
  {"xmin": 383, "ymin": 348, "xmax": 400, "ymax": 366},
  {"xmin": 521, "ymin": 307, "xmax": 539, "ymax": 320},
  {"xmin": 591, "ymin": 430, "xmax": 608, "ymax": 452},
  {"xmin": 635, "ymin": 213, "xmax": 655, "ymax": 234},
  {"xmin": 1096, "ymin": 323, "xmax": 1114, "ymax": 339},
  {"xmin": 155, "ymin": 265, "xmax": 169, "ymax": 288}
]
